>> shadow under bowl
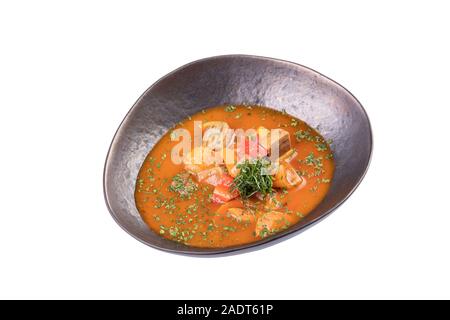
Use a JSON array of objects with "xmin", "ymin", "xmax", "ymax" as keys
[{"xmin": 103, "ymin": 55, "xmax": 372, "ymax": 256}]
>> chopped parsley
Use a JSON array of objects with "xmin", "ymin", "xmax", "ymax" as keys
[
  {"xmin": 232, "ymin": 158, "xmax": 273, "ymax": 198},
  {"xmin": 315, "ymin": 143, "xmax": 328, "ymax": 152},
  {"xmin": 169, "ymin": 173, "xmax": 198, "ymax": 199},
  {"xmin": 259, "ymin": 227, "xmax": 271, "ymax": 238},
  {"xmin": 225, "ymin": 105, "xmax": 236, "ymax": 112},
  {"xmin": 294, "ymin": 129, "xmax": 314, "ymax": 141}
]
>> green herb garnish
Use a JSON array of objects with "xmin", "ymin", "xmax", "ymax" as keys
[
  {"xmin": 259, "ymin": 227, "xmax": 271, "ymax": 238},
  {"xmin": 169, "ymin": 172, "xmax": 198, "ymax": 199},
  {"xmin": 304, "ymin": 152, "xmax": 323, "ymax": 168},
  {"xmin": 169, "ymin": 227, "xmax": 179, "ymax": 237},
  {"xmin": 315, "ymin": 143, "xmax": 328, "ymax": 152},
  {"xmin": 232, "ymin": 158, "xmax": 273, "ymax": 198},
  {"xmin": 225, "ymin": 105, "xmax": 236, "ymax": 112},
  {"xmin": 294, "ymin": 129, "xmax": 314, "ymax": 141},
  {"xmin": 223, "ymin": 226, "xmax": 237, "ymax": 232}
]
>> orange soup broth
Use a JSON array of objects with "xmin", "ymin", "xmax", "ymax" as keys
[{"xmin": 135, "ymin": 105, "xmax": 334, "ymax": 248}]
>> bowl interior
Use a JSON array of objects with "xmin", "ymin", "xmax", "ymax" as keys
[{"xmin": 104, "ymin": 55, "xmax": 372, "ymax": 255}]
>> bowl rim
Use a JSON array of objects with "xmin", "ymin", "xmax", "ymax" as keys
[{"xmin": 103, "ymin": 54, "xmax": 373, "ymax": 257}]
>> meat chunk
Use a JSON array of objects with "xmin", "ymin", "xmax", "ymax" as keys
[
  {"xmin": 264, "ymin": 191, "xmax": 288, "ymax": 210},
  {"xmin": 278, "ymin": 148, "xmax": 298, "ymax": 163},
  {"xmin": 255, "ymin": 210, "xmax": 292, "ymax": 238},
  {"xmin": 196, "ymin": 166, "xmax": 227, "ymax": 186},
  {"xmin": 257, "ymin": 127, "xmax": 291, "ymax": 158},
  {"xmin": 225, "ymin": 207, "xmax": 256, "ymax": 224},
  {"xmin": 203, "ymin": 121, "xmax": 231, "ymax": 151},
  {"xmin": 183, "ymin": 147, "xmax": 223, "ymax": 175},
  {"xmin": 273, "ymin": 162, "xmax": 303, "ymax": 189}
]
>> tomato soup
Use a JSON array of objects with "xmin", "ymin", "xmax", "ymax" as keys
[{"xmin": 135, "ymin": 105, "xmax": 334, "ymax": 248}]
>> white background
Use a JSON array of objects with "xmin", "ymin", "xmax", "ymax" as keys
[{"xmin": 1, "ymin": 1, "xmax": 449, "ymax": 300}]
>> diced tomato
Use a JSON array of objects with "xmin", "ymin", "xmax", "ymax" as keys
[
  {"xmin": 243, "ymin": 137, "xmax": 254, "ymax": 154},
  {"xmin": 218, "ymin": 174, "xmax": 234, "ymax": 187},
  {"xmin": 211, "ymin": 175, "xmax": 239, "ymax": 204},
  {"xmin": 211, "ymin": 186, "xmax": 237, "ymax": 203},
  {"xmin": 211, "ymin": 191, "xmax": 231, "ymax": 204}
]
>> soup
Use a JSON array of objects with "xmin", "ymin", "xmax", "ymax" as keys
[{"xmin": 135, "ymin": 105, "xmax": 334, "ymax": 248}]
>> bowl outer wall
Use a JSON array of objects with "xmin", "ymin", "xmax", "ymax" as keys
[{"xmin": 103, "ymin": 55, "xmax": 373, "ymax": 255}]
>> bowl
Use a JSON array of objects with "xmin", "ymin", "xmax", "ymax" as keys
[{"xmin": 103, "ymin": 55, "xmax": 372, "ymax": 256}]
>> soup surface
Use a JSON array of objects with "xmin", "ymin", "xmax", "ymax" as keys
[{"xmin": 135, "ymin": 105, "xmax": 334, "ymax": 248}]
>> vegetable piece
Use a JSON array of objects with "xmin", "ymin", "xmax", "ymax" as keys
[
  {"xmin": 218, "ymin": 174, "xmax": 234, "ymax": 187},
  {"xmin": 225, "ymin": 105, "xmax": 236, "ymax": 112},
  {"xmin": 232, "ymin": 158, "xmax": 273, "ymax": 198},
  {"xmin": 273, "ymin": 162, "xmax": 303, "ymax": 189},
  {"xmin": 211, "ymin": 174, "xmax": 239, "ymax": 203},
  {"xmin": 226, "ymin": 162, "xmax": 240, "ymax": 178},
  {"xmin": 255, "ymin": 210, "xmax": 292, "ymax": 238},
  {"xmin": 211, "ymin": 185, "xmax": 238, "ymax": 203}
]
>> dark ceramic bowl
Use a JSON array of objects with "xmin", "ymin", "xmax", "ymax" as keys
[{"xmin": 103, "ymin": 55, "xmax": 372, "ymax": 256}]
